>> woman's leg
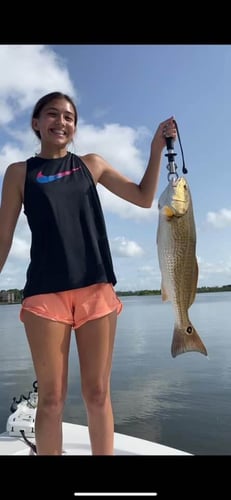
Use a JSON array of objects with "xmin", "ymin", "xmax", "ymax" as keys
[
  {"xmin": 75, "ymin": 310, "xmax": 117, "ymax": 455},
  {"xmin": 22, "ymin": 311, "xmax": 72, "ymax": 455}
]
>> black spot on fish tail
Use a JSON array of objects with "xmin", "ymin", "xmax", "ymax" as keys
[{"xmin": 171, "ymin": 324, "xmax": 208, "ymax": 358}]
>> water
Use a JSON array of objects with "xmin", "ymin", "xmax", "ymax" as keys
[{"xmin": 1, "ymin": 292, "xmax": 231, "ymax": 455}]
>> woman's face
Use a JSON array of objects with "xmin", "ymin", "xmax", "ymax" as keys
[{"xmin": 32, "ymin": 98, "xmax": 76, "ymax": 147}]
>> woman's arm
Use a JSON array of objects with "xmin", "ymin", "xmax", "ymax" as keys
[
  {"xmin": 0, "ymin": 164, "xmax": 23, "ymax": 272},
  {"xmin": 86, "ymin": 117, "xmax": 177, "ymax": 208}
]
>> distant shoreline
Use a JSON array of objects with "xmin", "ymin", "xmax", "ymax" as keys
[
  {"xmin": 0, "ymin": 285, "xmax": 231, "ymax": 304},
  {"xmin": 116, "ymin": 285, "xmax": 231, "ymax": 296}
]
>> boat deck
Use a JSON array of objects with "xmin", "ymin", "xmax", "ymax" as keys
[{"xmin": 0, "ymin": 422, "xmax": 191, "ymax": 455}]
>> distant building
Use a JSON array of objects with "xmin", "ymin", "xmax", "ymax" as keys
[{"xmin": 0, "ymin": 291, "xmax": 15, "ymax": 303}]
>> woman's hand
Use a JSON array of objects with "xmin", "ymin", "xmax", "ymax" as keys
[{"xmin": 151, "ymin": 116, "xmax": 177, "ymax": 152}]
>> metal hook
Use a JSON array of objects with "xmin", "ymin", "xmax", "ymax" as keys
[
  {"xmin": 168, "ymin": 170, "xmax": 179, "ymax": 182},
  {"xmin": 165, "ymin": 136, "xmax": 178, "ymax": 182}
]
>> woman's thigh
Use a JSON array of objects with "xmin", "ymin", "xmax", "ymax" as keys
[
  {"xmin": 74, "ymin": 310, "xmax": 117, "ymax": 388},
  {"xmin": 22, "ymin": 310, "xmax": 72, "ymax": 392}
]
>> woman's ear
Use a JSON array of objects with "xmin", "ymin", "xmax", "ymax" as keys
[{"xmin": 32, "ymin": 118, "xmax": 39, "ymax": 132}]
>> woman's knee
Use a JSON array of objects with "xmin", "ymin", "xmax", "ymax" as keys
[
  {"xmin": 38, "ymin": 386, "xmax": 66, "ymax": 414},
  {"xmin": 82, "ymin": 383, "xmax": 109, "ymax": 410}
]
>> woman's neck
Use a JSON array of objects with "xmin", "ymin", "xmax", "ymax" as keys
[{"xmin": 37, "ymin": 146, "xmax": 69, "ymax": 159}]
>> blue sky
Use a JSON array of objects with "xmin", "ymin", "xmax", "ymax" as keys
[{"xmin": 0, "ymin": 44, "xmax": 231, "ymax": 292}]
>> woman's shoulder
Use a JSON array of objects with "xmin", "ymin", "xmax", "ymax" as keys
[
  {"xmin": 4, "ymin": 161, "xmax": 26, "ymax": 177},
  {"xmin": 79, "ymin": 152, "xmax": 104, "ymax": 163},
  {"xmin": 79, "ymin": 153, "xmax": 108, "ymax": 183},
  {"xmin": 6, "ymin": 160, "xmax": 26, "ymax": 171},
  {"xmin": 2, "ymin": 162, "xmax": 27, "ymax": 195}
]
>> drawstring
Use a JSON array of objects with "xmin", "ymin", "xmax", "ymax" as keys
[{"xmin": 173, "ymin": 119, "xmax": 188, "ymax": 175}]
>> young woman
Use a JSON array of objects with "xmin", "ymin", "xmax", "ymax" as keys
[{"xmin": 0, "ymin": 91, "xmax": 177, "ymax": 455}]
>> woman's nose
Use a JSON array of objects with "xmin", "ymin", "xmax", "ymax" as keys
[{"xmin": 55, "ymin": 113, "xmax": 65, "ymax": 125}]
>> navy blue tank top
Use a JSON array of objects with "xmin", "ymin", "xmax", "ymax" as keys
[{"xmin": 23, "ymin": 152, "xmax": 117, "ymax": 298}]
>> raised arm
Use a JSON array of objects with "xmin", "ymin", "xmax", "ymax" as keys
[
  {"xmin": 0, "ymin": 163, "xmax": 23, "ymax": 273},
  {"xmin": 96, "ymin": 116, "xmax": 177, "ymax": 208}
]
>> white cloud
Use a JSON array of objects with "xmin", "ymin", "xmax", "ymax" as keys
[
  {"xmin": 0, "ymin": 44, "xmax": 76, "ymax": 126},
  {"xmin": 76, "ymin": 121, "xmax": 149, "ymax": 178},
  {"xmin": 0, "ymin": 136, "xmax": 36, "ymax": 175},
  {"xmin": 207, "ymin": 208, "xmax": 231, "ymax": 228},
  {"xmin": 0, "ymin": 99, "xmax": 14, "ymax": 125},
  {"xmin": 197, "ymin": 255, "xmax": 231, "ymax": 287},
  {"xmin": 111, "ymin": 237, "xmax": 144, "ymax": 257}
]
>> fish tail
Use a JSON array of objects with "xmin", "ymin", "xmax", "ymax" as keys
[{"xmin": 171, "ymin": 324, "xmax": 208, "ymax": 358}]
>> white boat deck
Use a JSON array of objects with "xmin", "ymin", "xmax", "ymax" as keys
[{"xmin": 0, "ymin": 422, "xmax": 191, "ymax": 455}]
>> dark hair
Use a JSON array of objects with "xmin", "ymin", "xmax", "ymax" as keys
[{"xmin": 31, "ymin": 91, "xmax": 78, "ymax": 139}]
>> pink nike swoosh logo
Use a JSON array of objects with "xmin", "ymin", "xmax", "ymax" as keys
[{"xmin": 36, "ymin": 166, "xmax": 81, "ymax": 183}]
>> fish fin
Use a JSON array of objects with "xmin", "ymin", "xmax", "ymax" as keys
[
  {"xmin": 171, "ymin": 324, "xmax": 207, "ymax": 358},
  {"xmin": 161, "ymin": 206, "xmax": 175, "ymax": 217},
  {"xmin": 189, "ymin": 258, "xmax": 199, "ymax": 307},
  {"xmin": 156, "ymin": 221, "xmax": 160, "ymax": 245},
  {"xmin": 161, "ymin": 281, "xmax": 169, "ymax": 301}
]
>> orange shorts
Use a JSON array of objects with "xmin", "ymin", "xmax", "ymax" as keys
[{"xmin": 20, "ymin": 283, "xmax": 123, "ymax": 329}]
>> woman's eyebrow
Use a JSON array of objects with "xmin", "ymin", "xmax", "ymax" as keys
[{"xmin": 46, "ymin": 106, "xmax": 74, "ymax": 116}]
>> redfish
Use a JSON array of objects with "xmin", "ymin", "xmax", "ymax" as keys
[{"xmin": 157, "ymin": 176, "xmax": 207, "ymax": 358}]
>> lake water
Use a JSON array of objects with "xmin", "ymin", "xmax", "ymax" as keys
[{"xmin": 1, "ymin": 292, "xmax": 231, "ymax": 455}]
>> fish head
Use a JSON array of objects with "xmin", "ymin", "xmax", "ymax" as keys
[{"xmin": 158, "ymin": 177, "xmax": 190, "ymax": 218}]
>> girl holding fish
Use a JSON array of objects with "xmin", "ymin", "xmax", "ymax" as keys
[{"xmin": 0, "ymin": 91, "xmax": 177, "ymax": 455}]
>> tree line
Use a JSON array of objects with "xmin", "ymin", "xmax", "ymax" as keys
[{"xmin": 1, "ymin": 285, "xmax": 231, "ymax": 303}]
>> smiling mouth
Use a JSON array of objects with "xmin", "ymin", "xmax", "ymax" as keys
[{"xmin": 50, "ymin": 130, "xmax": 66, "ymax": 136}]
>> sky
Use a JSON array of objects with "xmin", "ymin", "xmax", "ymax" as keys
[{"xmin": 0, "ymin": 43, "xmax": 231, "ymax": 292}]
